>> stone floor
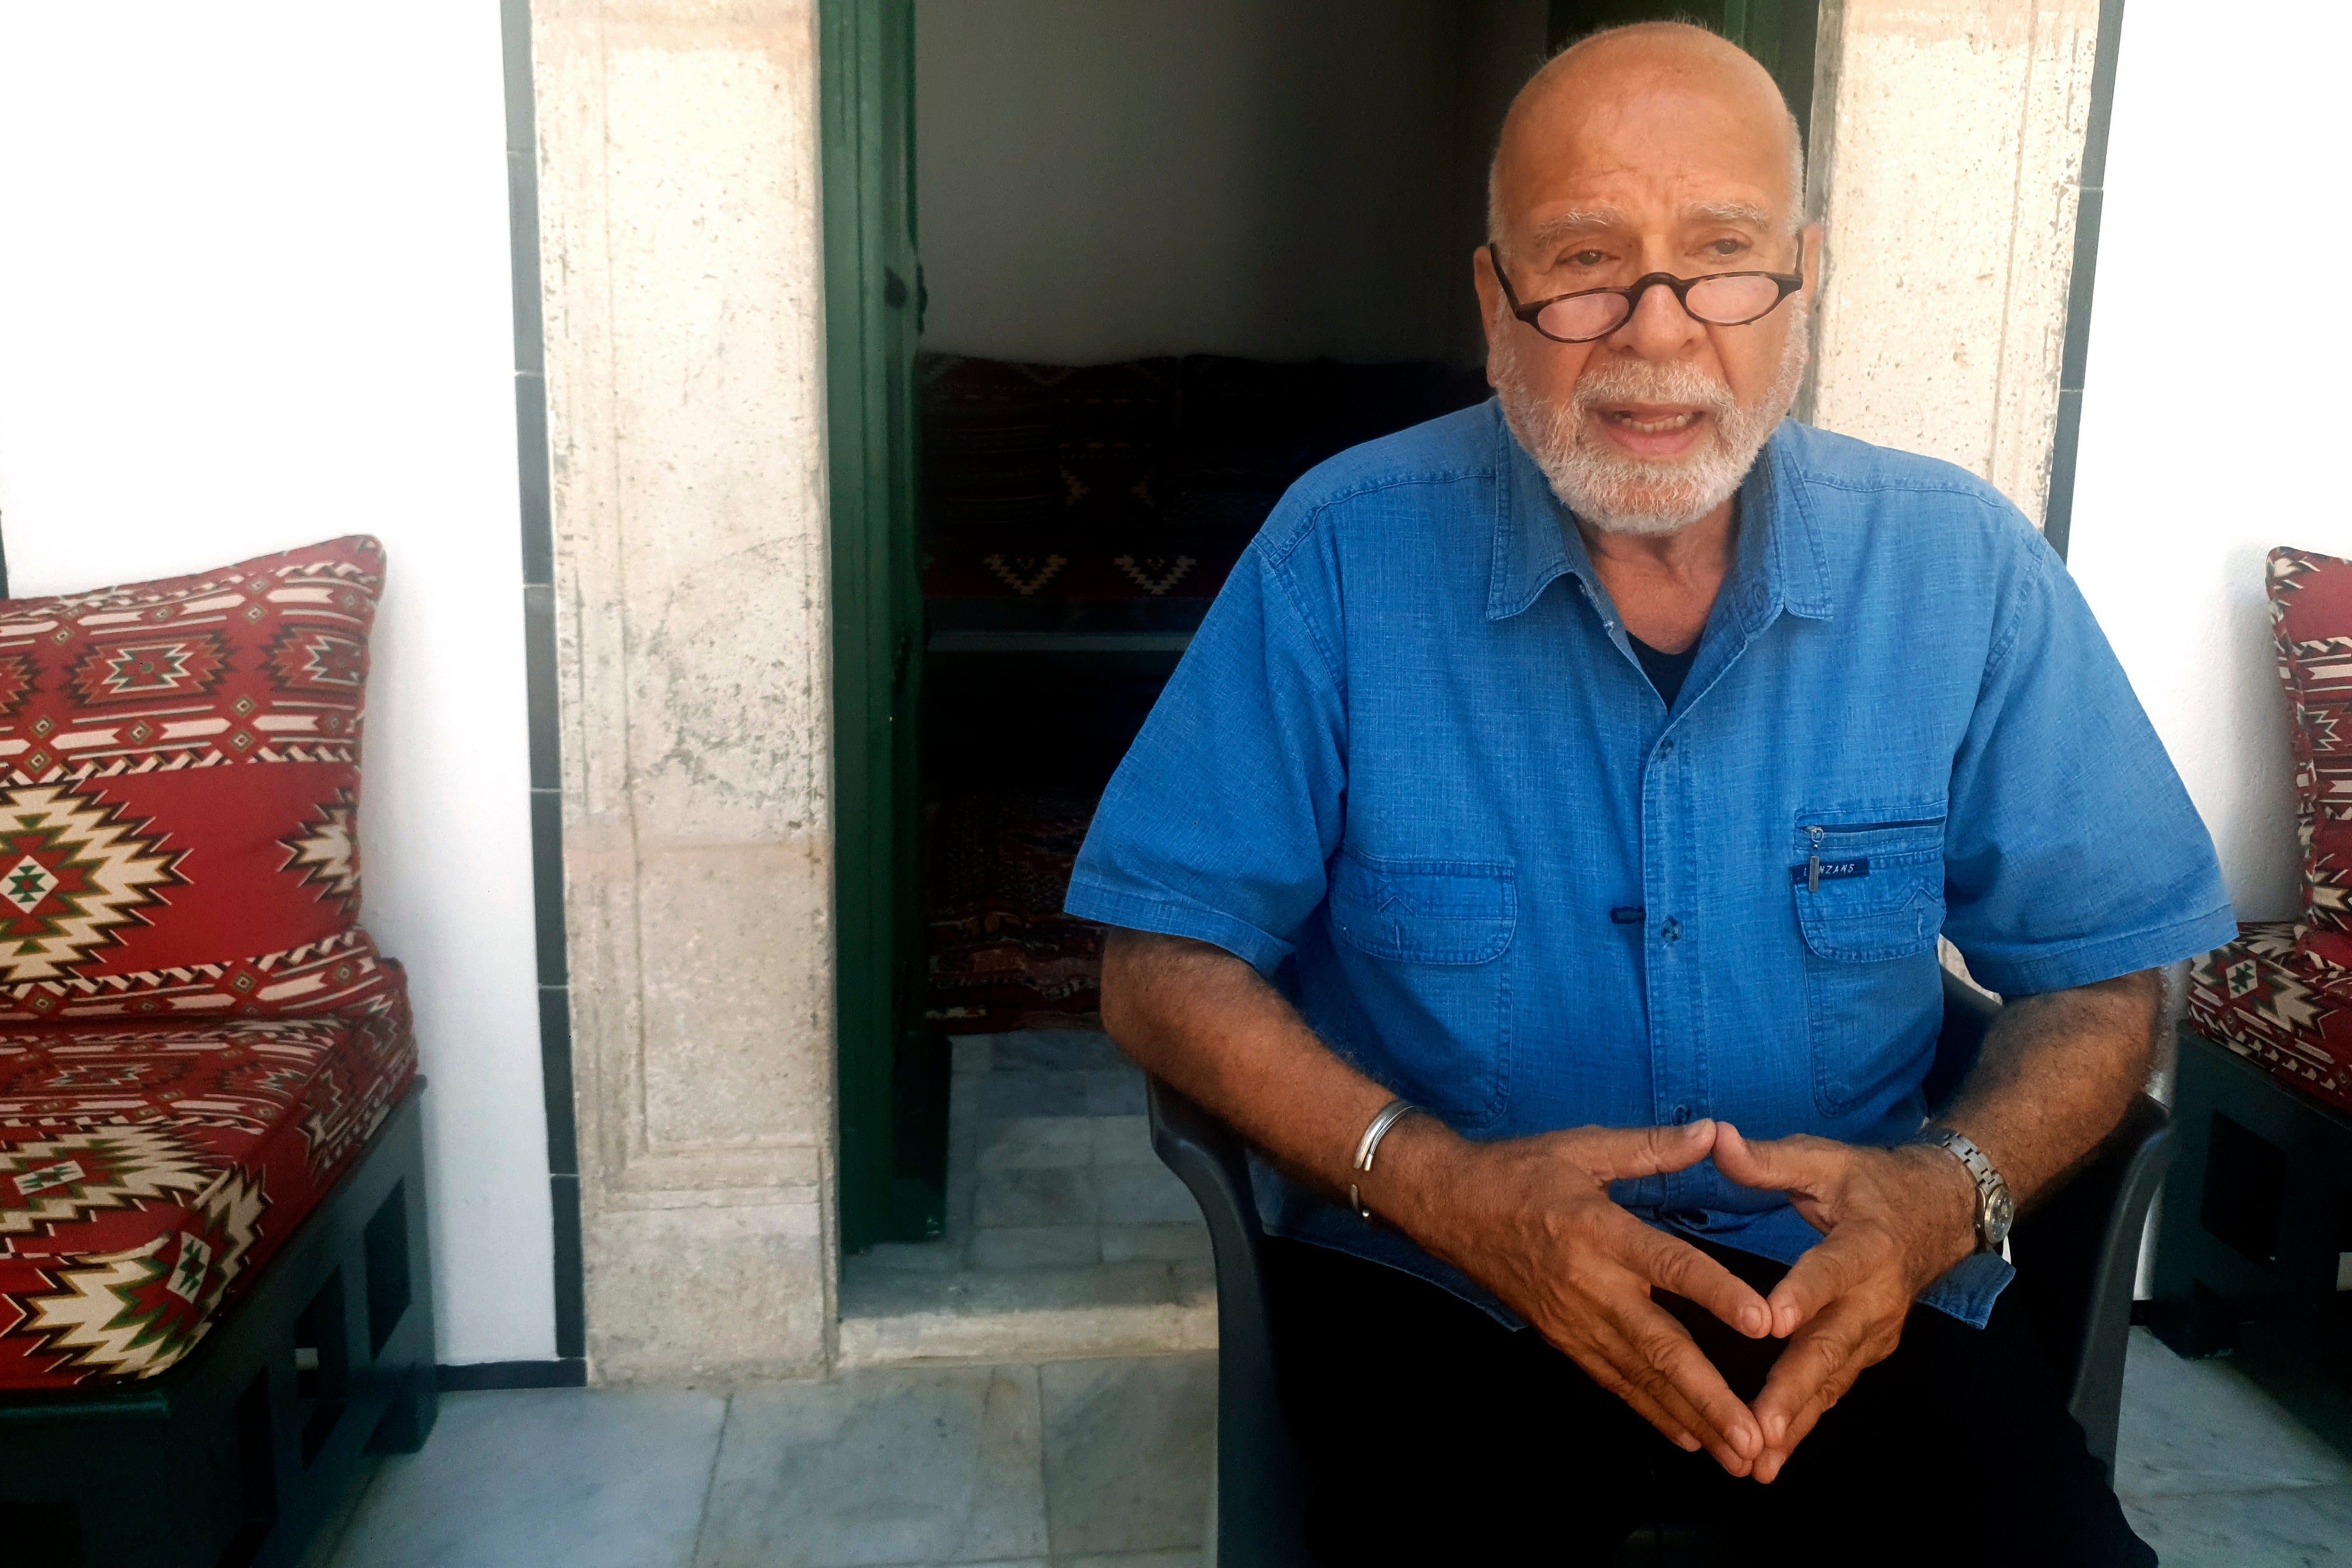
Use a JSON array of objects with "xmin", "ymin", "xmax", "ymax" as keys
[
  {"xmin": 314, "ymin": 1033, "xmax": 2352, "ymax": 1564},
  {"xmin": 836, "ymin": 1033, "xmax": 1214, "ymax": 1367},
  {"xmin": 312, "ymin": 1328, "xmax": 2348, "ymax": 1567}
]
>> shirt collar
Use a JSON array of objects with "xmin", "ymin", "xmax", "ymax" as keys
[{"xmin": 1486, "ymin": 405, "xmax": 1834, "ymax": 627}]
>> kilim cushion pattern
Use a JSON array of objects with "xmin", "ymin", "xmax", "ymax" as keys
[
  {"xmin": 919, "ymin": 354, "xmax": 1488, "ymax": 608},
  {"xmin": 0, "ymin": 968, "xmax": 415, "ymax": 1387},
  {"xmin": 928, "ymin": 790, "xmax": 1104, "ymax": 1032},
  {"xmin": 0, "ymin": 537, "xmax": 392, "ymax": 1023},
  {"xmin": 2268, "ymin": 546, "xmax": 2352, "ymax": 972},
  {"xmin": 2186, "ymin": 921, "xmax": 2352, "ymax": 1117}
]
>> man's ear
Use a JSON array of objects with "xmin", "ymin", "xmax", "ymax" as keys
[
  {"xmin": 1799, "ymin": 223, "xmax": 1824, "ymax": 297},
  {"xmin": 1473, "ymin": 247, "xmax": 1504, "ymax": 386}
]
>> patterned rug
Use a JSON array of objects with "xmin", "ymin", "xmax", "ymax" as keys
[{"xmin": 927, "ymin": 790, "xmax": 1104, "ymax": 1032}]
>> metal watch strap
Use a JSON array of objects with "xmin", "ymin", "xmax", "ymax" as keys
[
  {"xmin": 1915, "ymin": 1127, "xmax": 2009, "ymax": 1253},
  {"xmin": 1349, "ymin": 1098, "xmax": 1417, "ymax": 1221}
]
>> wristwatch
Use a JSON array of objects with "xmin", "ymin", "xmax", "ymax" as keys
[{"xmin": 1913, "ymin": 1128, "xmax": 2014, "ymax": 1254}]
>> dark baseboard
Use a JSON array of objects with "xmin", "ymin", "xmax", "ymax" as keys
[{"xmin": 437, "ymin": 1358, "xmax": 587, "ymax": 1391}]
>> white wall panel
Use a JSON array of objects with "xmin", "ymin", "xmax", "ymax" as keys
[
  {"xmin": 2068, "ymin": 0, "xmax": 2352, "ymax": 924},
  {"xmin": 0, "ymin": 4, "xmax": 554, "ymax": 1363}
]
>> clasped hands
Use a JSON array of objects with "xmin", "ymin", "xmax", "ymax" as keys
[{"xmin": 1402, "ymin": 1117, "xmax": 1979, "ymax": 1483}]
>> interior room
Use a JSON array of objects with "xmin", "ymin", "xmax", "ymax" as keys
[{"xmin": 870, "ymin": 0, "xmax": 1549, "ymax": 1283}]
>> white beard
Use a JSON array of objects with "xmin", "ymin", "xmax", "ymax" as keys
[{"xmin": 1491, "ymin": 294, "xmax": 1810, "ymax": 537}]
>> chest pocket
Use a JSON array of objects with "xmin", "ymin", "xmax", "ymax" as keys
[
  {"xmin": 1790, "ymin": 810, "xmax": 1945, "ymax": 1117},
  {"xmin": 1328, "ymin": 851, "xmax": 1515, "ymax": 1127}
]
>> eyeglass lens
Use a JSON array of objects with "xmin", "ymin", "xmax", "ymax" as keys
[{"xmin": 1536, "ymin": 273, "xmax": 1786, "ymax": 341}]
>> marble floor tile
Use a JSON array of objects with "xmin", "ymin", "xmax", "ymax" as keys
[
  {"xmin": 326, "ymin": 1388, "xmax": 727, "ymax": 1568},
  {"xmin": 972, "ymin": 1224, "xmax": 1101, "ymax": 1270},
  {"xmin": 992, "ymin": 1031, "xmax": 1127, "ymax": 1071},
  {"xmin": 2122, "ymin": 1484, "xmax": 2352, "ymax": 1566},
  {"xmin": 1095, "ymin": 1164, "xmax": 1200, "ymax": 1226},
  {"xmin": 985, "ymin": 1071, "xmax": 1092, "ymax": 1119},
  {"xmin": 1056, "ymin": 1554, "xmax": 1203, "ymax": 1568},
  {"xmin": 693, "ymin": 1366, "xmax": 1048, "ymax": 1568},
  {"xmin": 1100, "ymin": 1222, "xmax": 1212, "ymax": 1264},
  {"xmin": 950, "ymin": 1036, "xmax": 993, "ymax": 1075},
  {"xmin": 1082, "ymin": 1069, "xmax": 1149, "ymax": 1117},
  {"xmin": 978, "ymin": 1166, "xmax": 1098, "ymax": 1229},
  {"xmin": 2114, "ymin": 1330, "xmax": 2352, "ymax": 1498},
  {"xmin": 956, "ymin": 1260, "xmax": 1182, "ymax": 1315},
  {"xmin": 1089, "ymin": 1115, "xmax": 1159, "ymax": 1167},
  {"xmin": 1040, "ymin": 1354, "xmax": 1216, "ymax": 1557},
  {"xmin": 978, "ymin": 1115, "xmax": 1096, "ymax": 1172}
]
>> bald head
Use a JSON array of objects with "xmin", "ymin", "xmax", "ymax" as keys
[{"xmin": 1488, "ymin": 23, "xmax": 1804, "ymax": 246}]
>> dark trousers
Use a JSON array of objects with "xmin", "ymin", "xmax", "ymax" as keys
[{"xmin": 1264, "ymin": 1236, "xmax": 2153, "ymax": 1566}]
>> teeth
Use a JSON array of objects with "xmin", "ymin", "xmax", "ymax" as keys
[{"xmin": 1614, "ymin": 411, "xmax": 1700, "ymax": 434}]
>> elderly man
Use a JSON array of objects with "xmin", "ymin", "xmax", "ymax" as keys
[{"xmin": 1065, "ymin": 22, "xmax": 2224, "ymax": 1566}]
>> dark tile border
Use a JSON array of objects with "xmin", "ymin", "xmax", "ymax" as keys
[
  {"xmin": 500, "ymin": 0, "xmax": 586, "ymax": 1367},
  {"xmin": 2041, "ymin": 0, "xmax": 2127, "ymax": 563},
  {"xmin": 438, "ymin": 1359, "xmax": 587, "ymax": 1392}
]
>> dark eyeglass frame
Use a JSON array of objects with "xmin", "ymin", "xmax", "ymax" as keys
[{"xmin": 1486, "ymin": 243, "xmax": 1805, "ymax": 343}]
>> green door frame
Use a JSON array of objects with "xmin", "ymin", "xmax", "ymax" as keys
[{"xmin": 820, "ymin": 0, "xmax": 929, "ymax": 1254}]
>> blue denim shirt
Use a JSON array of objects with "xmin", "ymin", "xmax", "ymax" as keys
[{"xmin": 1066, "ymin": 402, "xmax": 2234, "ymax": 1328}]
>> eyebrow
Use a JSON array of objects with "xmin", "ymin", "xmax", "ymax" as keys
[
  {"xmin": 1524, "ymin": 201, "xmax": 1780, "ymax": 254},
  {"xmin": 1525, "ymin": 209, "xmax": 1631, "ymax": 250},
  {"xmin": 1685, "ymin": 201, "xmax": 1776, "ymax": 229}
]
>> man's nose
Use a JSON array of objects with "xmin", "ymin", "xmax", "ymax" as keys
[{"xmin": 1609, "ymin": 277, "xmax": 1705, "ymax": 359}]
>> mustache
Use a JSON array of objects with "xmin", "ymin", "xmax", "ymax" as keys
[{"xmin": 1567, "ymin": 360, "xmax": 1739, "ymax": 430}]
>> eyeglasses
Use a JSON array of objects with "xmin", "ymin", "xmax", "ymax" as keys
[{"xmin": 1486, "ymin": 244, "xmax": 1803, "ymax": 344}]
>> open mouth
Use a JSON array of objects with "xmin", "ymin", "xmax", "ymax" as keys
[
  {"xmin": 1587, "ymin": 401, "xmax": 1717, "ymax": 458},
  {"xmin": 1602, "ymin": 405, "xmax": 1705, "ymax": 433}
]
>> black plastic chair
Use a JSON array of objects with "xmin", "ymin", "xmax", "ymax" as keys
[{"xmin": 1147, "ymin": 972, "xmax": 2174, "ymax": 1567}]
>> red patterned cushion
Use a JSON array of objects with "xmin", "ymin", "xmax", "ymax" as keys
[
  {"xmin": 0, "ymin": 538, "xmax": 391, "ymax": 1022},
  {"xmin": 2186, "ymin": 921, "xmax": 2352, "ymax": 1116},
  {"xmin": 2268, "ymin": 546, "xmax": 2352, "ymax": 972},
  {"xmin": 0, "ymin": 973, "xmax": 415, "ymax": 1386}
]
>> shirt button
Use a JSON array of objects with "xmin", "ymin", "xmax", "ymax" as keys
[
  {"xmin": 1660, "ymin": 917, "xmax": 1682, "ymax": 943},
  {"xmin": 1673, "ymin": 1105, "xmax": 1693, "ymax": 1124},
  {"xmin": 1658, "ymin": 738, "xmax": 1675, "ymax": 758}
]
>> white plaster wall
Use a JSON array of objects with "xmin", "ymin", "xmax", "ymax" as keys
[
  {"xmin": 0, "ymin": 6, "xmax": 553, "ymax": 1364},
  {"xmin": 2065, "ymin": 0, "xmax": 2352, "ymax": 924},
  {"xmin": 916, "ymin": 0, "xmax": 1548, "ymax": 366}
]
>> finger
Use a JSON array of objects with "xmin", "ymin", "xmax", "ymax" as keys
[
  {"xmin": 1565, "ymin": 1119, "xmax": 1717, "ymax": 1182},
  {"xmin": 1751, "ymin": 1299, "xmax": 1879, "ymax": 1471},
  {"xmin": 1562, "ymin": 1322, "xmax": 1700, "ymax": 1453},
  {"xmin": 1763, "ymin": 1230, "xmax": 1873, "ymax": 1339},
  {"xmin": 1614, "ymin": 1219, "xmax": 1771, "ymax": 1339},
  {"xmin": 1610, "ymin": 1298, "xmax": 1763, "ymax": 1468},
  {"xmin": 1710, "ymin": 1123, "xmax": 1840, "ymax": 1197},
  {"xmin": 1584, "ymin": 1314, "xmax": 1755, "ymax": 1477}
]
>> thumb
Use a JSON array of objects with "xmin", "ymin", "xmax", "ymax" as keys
[
  {"xmin": 1711, "ymin": 1123, "xmax": 1837, "ymax": 1195},
  {"xmin": 1565, "ymin": 1119, "xmax": 1717, "ymax": 1182}
]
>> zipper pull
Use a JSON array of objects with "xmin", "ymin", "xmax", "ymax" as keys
[{"xmin": 1807, "ymin": 826, "xmax": 1824, "ymax": 895}]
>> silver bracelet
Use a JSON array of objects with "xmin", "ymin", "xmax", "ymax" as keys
[{"xmin": 1348, "ymin": 1098, "xmax": 1418, "ymax": 1221}]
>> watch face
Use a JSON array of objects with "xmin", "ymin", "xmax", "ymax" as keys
[{"xmin": 1984, "ymin": 1185, "xmax": 2016, "ymax": 1249}]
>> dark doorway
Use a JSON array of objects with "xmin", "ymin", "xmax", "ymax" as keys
[{"xmin": 824, "ymin": 0, "xmax": 1823, "ymax": 1253}]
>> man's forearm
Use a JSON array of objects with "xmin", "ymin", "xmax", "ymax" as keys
[
  {"xmin": 1937, "ymin": 966, "xmax": 2176, "ymax": 1212},
  {"xmin": 1099, "ymin": 928, "xmax": 1440, "ymax": 1206}
]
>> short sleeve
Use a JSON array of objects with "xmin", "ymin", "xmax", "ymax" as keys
[
  {"xmin": 1941, "ymin": 535, "xmax": 2236, "ymax": 995},
  {"xmin": 1063, "ymin": 518, "xmax": 1347, "ymax": 974}
]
